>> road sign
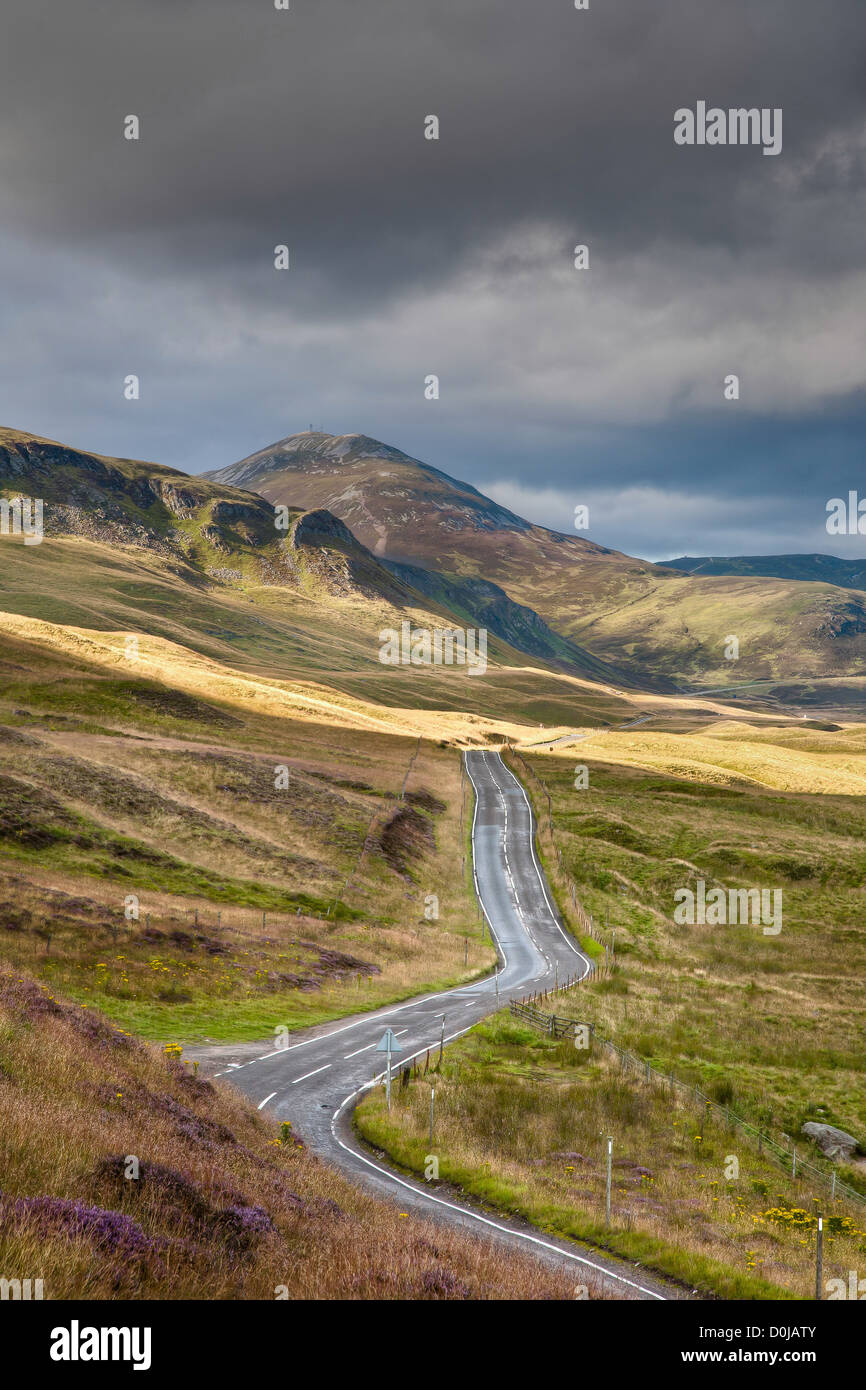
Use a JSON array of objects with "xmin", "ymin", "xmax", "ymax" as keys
[{"xmin": 376, "ymin": 1029, "xmax": 402, "ymax": 1053}]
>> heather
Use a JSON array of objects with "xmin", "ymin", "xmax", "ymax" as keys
[{"xmin": 0, "ymin": 968, "xmax": 587, "ymax": 1299}]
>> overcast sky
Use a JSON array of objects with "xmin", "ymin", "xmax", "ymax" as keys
[{"xmin": 1, "ymin": 0, "xmax": 864, "ymax": 560}]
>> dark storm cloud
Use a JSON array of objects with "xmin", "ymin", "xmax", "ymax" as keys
[
  {"xmin": 3, "ymin": 0, "xmax": 864, "ymax": 295},
  {"xmin": 0, "ymin": 0, "xmax": 864, "ymax": 557}
]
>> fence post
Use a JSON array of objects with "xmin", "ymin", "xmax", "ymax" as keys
[{"xmin": 605, "ymin": 1136, "xmax": 613, "ymax": 1225}]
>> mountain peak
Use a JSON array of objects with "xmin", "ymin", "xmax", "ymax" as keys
[{"xmin": 207, "ymin": 431, "xmax": 420, "ymax": 490}]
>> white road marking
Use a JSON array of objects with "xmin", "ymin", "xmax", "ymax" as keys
[
  {"xmin": 331, "ymin": 1082, "xmax": 664, "ymax": 1301},
  {"xmin": 292, "ymin": 1063, "xmax": 332, "ymax": 1085},
  {"xmin": 223, "ymin": 752, "xmax": 632, "ymax": 1294},
  {"xmin": 257, "ymin": 1092, "xmax": 276, "ymax": 1110}
]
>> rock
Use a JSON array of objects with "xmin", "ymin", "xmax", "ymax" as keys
[{"xmin": 801, "ymin": 1122, "xmax": 860, "ymax": 1161}]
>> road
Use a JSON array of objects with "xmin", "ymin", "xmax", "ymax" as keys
[
  {"xmin": 522, "ymin": 713, "xmax": 655, "ymax": 750},
  {"xmin": 190, "ymin": 750, "xmax": 675, "ymax": 1300}
]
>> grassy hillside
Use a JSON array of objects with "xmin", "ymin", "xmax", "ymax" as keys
[
  {"xmin": 513, "ymin": 729, "xmax": 866, "ymax": 1150},
  {"xmin": 0, "ymin": 620, "xmax": 505, "ymax": 1041},
  {"xmin": 557, "ymin": 573, "xmax": 866, "ymax": 686},
  {"xmin": 0, "ymin": 967, "xmax": 585, "ymax": 1299}
]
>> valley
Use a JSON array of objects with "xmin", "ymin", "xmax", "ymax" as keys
[{"xmin": 1, "ymin": 421, "xmax": 865, "ymax": 1303}]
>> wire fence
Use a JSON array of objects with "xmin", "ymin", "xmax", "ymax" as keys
[{"xmin": 509, "ymin": 998, "xmax": 866, "ymax": 1215}]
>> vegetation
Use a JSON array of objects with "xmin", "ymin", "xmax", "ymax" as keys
[
  {"xmin": 0, "ymin": 624, "xmax": 496, "ymax": 1041},
  {"xmin": 0, "ymin": 968, "xmax": 588, "ymax": 1299},
  {"xmin": 356, "ymin": 1014, "xmax": 865, "ymax": 1299},
  {"xmin": 516, "ymin": 729, "xmax": 866, "ymax": 1152}
]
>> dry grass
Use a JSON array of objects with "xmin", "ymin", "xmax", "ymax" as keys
[
  {"xmin": 0, "ymin": 627, "xmax": 497, "ymax": 1040},
  {"xmin": 0, "ymin": 967, "xmax": 597, "ymax": 1300},
  {"xmin": 357, "ymin": 1015, "xmax": 866, "ymax": 1299},
  {"xmin": 514, "ymin": 734, "xmax": 866, "ymax": 1158},
  {"xmin": 544, "ymin": 719, "xmax": 866, "ymax": 794}
]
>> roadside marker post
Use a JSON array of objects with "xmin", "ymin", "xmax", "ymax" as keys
[
  {"xmin": 429, "ymin": 1086, "xmax": 435, "ymax": 1146},
  {"xmin": 815, "ymin": 1217, "xmax": 824, "ymax": 1300},
  {"xmin": 605, "ymin": 1135, "xmax": 613, "ymax": 1225}
]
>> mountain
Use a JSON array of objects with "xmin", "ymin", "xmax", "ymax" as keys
[
  {"xmin": 0, "ymin": 425, "xmax": 639, "ymax": 701},
  {"xmin": 661, "ymin": 554, "xmax": 866, "ymax": 589},
  {"xmin": 205, "ymin": 431, "xmax": 866, "ymax": 695},
  {"xmin": 203, "ymin": 430, "xmax": 639, "ymax": 583}
]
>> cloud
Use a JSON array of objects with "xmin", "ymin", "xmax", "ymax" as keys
[
  {"xmin": 0, "ymin": 0, "xmax": 864, "ymax": 557},
  {"xmin": 481, "ymin": 478, "xmax": 854, "ymax": 562}
]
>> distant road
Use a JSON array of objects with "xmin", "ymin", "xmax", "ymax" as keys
[
  {"xmin": 191, "ymin": 751, "xmax": 674, "ymax": 1300},
  {"xmin": 522, "ymin": 713, "xmax": 655, "ymax": 749}
]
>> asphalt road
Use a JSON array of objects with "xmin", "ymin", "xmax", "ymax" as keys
[{"xmin": 190, "ymin": 750, "xmax": 676, "ymax": 1300}]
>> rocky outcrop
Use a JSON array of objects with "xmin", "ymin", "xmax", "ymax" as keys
[{"xmin": 801, "ymin": 1122, "xmax": 861, "ymax": 1162}]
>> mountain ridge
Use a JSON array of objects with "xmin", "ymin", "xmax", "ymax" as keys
[{"xmin": 661, "ymin": 553, "xmax": 866, "ymax": 589}]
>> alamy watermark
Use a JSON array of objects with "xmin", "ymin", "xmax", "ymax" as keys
[
  {"xmin": 0, "ymin": 497, "xmax": 43, "ymax": 545},
  {"xmin": 673, "ymin": 880, "xmax": 782, "ymax": 935},
  {"xmin": 826, "ymin": 492, "xmax": 866, "ymax": 535},
  {"xmin": 674, "ymin": 103, "xmax": 782, "ymax": 157},
  {"xmin": 1, "ymin": 1277, "xmax": 43, "ymax": 1299},
  {"xmin": 379, "ymin": 621, "xmax": 487, "ymax": 675}
]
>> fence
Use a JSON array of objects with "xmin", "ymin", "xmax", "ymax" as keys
[{"xmin": 509, "ymin": 999, "xmax": 866, "ymax": 1215}]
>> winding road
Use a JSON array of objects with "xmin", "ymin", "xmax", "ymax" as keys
[{"xmin": 190, "ymin": 750, "xmax": 675, "ymax": 1300}]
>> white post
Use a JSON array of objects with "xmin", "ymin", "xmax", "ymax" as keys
[
  {"xmin": 386, "ymin": 1036, "xmax": 392, "ymax": 1113},
  {"xmin": 605, "ymin": 1135, "xmax": 613, "ymax": 1225},
  {"xmin": 429, "ymin": 1086, "xmax": 435, "ymax": 1146}
]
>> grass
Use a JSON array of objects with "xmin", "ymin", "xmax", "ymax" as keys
[
  {"xmin": 0, "ymin": 626, "xmax": 498, "ymax": 1041},
  {"xmin": 0, "ymin": 967, "xmax": 595, "ymax": 1300},
  {"xmin": 512, "ymin": 730, "xmax": 866, "ymax": 1173},
  {"xmin": 356, "ymin": 1014, "xmax": 866, "ymax": 1299}
]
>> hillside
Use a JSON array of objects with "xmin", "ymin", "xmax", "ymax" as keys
[
  {"xmin": 205, "ymin": 432, "xmax": 866, "ymax": 695},
  {"xmin": 0, "ymin": 426, "xmax": 636, "ymax": 693},
  {"xmin": 0, "ymin": 964, "xmax": 580, "ymax": 1299},
  {"xmin": 661, "ymin": 554, "xmax": 866, "ymax": 589},
  {"xmin": 203, "ymin": 430, "xmax": 657, "ymax": 606}
]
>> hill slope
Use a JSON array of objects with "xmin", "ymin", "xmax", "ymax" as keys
[{"xmin": 0, "ymin": 966, "xmax": 577, "ymax": 1299}]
